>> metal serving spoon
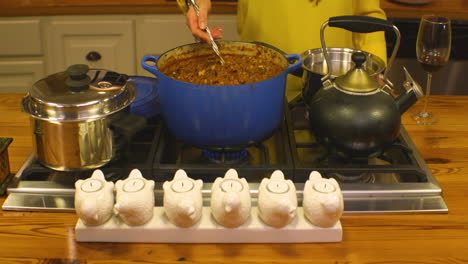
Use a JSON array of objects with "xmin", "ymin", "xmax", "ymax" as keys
[{"xmin": 189, "ymin": 0, "xmax": 225, "ymax": 65}]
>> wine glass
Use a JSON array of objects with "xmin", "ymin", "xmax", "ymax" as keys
[{"xmin": 412, "ymin": 15, "xmax": 452, "ymax": 125}]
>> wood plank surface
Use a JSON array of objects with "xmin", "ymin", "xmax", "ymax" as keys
[
  {"xmin": 0, "ymin": 0, "xmax": 236, "ymax": 16},
  {"xmin": 1, "ymin": 0, "xmax": 468, "ymax": 20},
  {"xmin": 0, "ymin": 93, "xmax": 467, "ymax": 263}
]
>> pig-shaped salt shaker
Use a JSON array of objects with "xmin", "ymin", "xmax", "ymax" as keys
[
  {"xmin": 114, "ymin": 169, "xmax": 155, "ymax": 226},
  {"xmin": 303, "ymin": 171, "xmax": 344, "ymax": 227},
  {"xmin": 258, "ymin": 170, "xmax": 297, "ymax": 228},
  {"xmin": 75, "ymin": 170, "xmax": 114, "ymax": 226},
  {"xmin": 211, "ymin": 168, "xmax": 251, "ymax": 228},
  {"xmin": 163, "ymin": 169, "xmax": 203, "ymax": 227}
]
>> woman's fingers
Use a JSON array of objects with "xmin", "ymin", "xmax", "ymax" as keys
[
  {"xmin": 210, "ymin": 26, "xmax": 223, "ymax": 39},
  {"xmin": 185, "ymin": 0, "xmax": 222, "ymax": 43},
  {"xmin": 186, "ymin": 8, "xmax": 209, "ymax": 42}
]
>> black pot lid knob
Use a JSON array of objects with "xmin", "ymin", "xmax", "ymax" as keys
[{"xmin": 66, "ymin": 64, "xmax": 91, "ymax": 92}]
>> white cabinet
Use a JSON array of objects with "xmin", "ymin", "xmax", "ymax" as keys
[
  {"xmin": 46, "ymin": 18, "xmax": 136, "ymax": 75},
  {"xmin": 0, "ymin": 17, "xmax": 45, "ymax": 93},
  {"xmin": 0, "ymin": 19, "xmax": 42, "ymax": 56},
  {"xmin": 0, "ymin": 60, "xmax": 45, "ymax": 93},
  {"xmin": 0, "ymin": 14, "xmax": 238, "ymax": 93}
]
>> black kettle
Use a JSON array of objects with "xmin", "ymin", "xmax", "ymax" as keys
[{"xmin": 306, "ymin": 16, "xmax": 424, "ymax": 158}]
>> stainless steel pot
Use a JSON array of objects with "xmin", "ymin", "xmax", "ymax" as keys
[
  {"xmin": 22, "ymin": 64, "xmax": 137, "ymax": 171},
  {"xmin": 301, "ymin": 47, "xmax": 385, "ymax": 102}
]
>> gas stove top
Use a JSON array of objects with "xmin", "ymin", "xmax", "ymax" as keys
[{"xmin": 2, "ymin": 98, "xmax": 448, "ymax": 214}]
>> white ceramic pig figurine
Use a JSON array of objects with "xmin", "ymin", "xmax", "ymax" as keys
[
  {"xmin": 75, "ymin": 170, "xmax": 115, "ymax": 226},
  {"xmin": 211, "ymin": 169, "xmax": 251, "ymax": 228},
  {"xmin": 163, "ymin": 169, "xmax": 203, "ymax": 227},
  {"xmin": 114, "ymin": 169, "xmax": 155, "ymax": 226},
  {"xmin": 303, "ymin": 171, "xmax": 344, "ymax": 228},
  {"xmin": 258, "ymin": 170, "xmax": 297, "ymax": 228}
]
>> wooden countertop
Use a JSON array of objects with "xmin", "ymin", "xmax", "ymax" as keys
[
  {"xmin": 0, "ymin": 93, "xmax": 468, "ymax": 263},
  {"xmin": 1, "ymin": 0, "xmax": 468, "ymax": 20}
]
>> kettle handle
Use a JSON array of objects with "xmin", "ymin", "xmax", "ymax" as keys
[
  {"xmin": 328, "ymin": 16, "xmax": 394, "ymax": 33},
  {"xmin": 320, "ymin": 15, "xmax": 401, "ymax": 87}
]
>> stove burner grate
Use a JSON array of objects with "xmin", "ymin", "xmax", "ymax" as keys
[
  {"xmin": 202, "ymin": 148, "xmax": 250, "ymax": 165},
  {"xmin": 329, "ymin": 172, "xmax": 376, "ymax": 183}
]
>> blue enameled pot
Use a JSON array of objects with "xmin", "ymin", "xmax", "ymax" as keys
[{"xmin": 142, "ymin": 41, "xmax": 301, "ymax": 148}]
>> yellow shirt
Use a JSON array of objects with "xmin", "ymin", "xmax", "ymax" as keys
[
  {"xmin": 237, "ymin": 0, "xmax": 386, "ymax": 59},
  {"xmin": 177, "ymin": 0, "xmax": 387, "ymax": 100},
  {"xmin": 177, "ymin": 0, "xmax": 386, "ymax": 59}
]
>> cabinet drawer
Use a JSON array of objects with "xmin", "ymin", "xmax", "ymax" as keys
[
  {"xmin": 47, "ymin": 19, "xmax": 136, "ymax": 75},
  {"xmin": 0, "ymin": 20, "xmax": 42, "ymax": 56},
  {"xmin": 0, "ymin": 60, "xmax": 45, "ymax": 93}
]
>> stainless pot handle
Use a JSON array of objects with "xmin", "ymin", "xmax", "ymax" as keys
[{"xmin": 320, "ymin": 15, "xmax": 401, "ymax": 87}]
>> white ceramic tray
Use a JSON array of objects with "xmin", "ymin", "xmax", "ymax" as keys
[{"xmin": 75, "ymin": 207, "xmax": 342, "ymax": 243}]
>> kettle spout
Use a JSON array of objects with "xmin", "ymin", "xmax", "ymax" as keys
[{"xmin": 396, "ymin": 67, "xmax": 424, "ymax": 114}]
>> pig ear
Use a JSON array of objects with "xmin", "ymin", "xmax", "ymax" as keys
[
  {"xmin": 260, "ymin": 178, "xmax": 269, "ymax": 189},
  {"xmin": 286, "ymin": 179, "xmax": 296, "ymax": 192},
  {"xmin": 195, "ymin": 179, "xmax": 203, "ymax": 189},
  {"xmin": 304, "ymin": 179, "xmax": 311, "ymax": 191},
  {"xmin": 106, "ymin": 181, "xmax": 114, "ymax": 190},
  {"xmin": 91, "ymin": 169, "xmax": 105, "ymax": 180},
  {"xmin": 148, "ymin": 180, "xmax": 155, "ymax": 190},
  {"xmin": 115, "ymin": 180, "xmax": 123, "ymax": 190},
  {"xmin": 240, "ymin": 178, "xmax": 248, "ymax": 186},
  {"xmin": 329, "ymin": 178, "xmax": 341, "ymax": 191},
  {"xmin": 224, "ymin": 168, "xmax": 238, "ymax": 179},
  {"xmin": 75, "ymin": 179, "xmax": 83, "ymax": 189},
  {"xmin": 308, "ymin": 171, "xmax": 322, "ymax": 182},
  {"xmin": 163, "ymin": 181, "xmax": 170, "ymax": 190},
  {"xmin": 213, "ymin": 177, "xmax": 222, "ymax": 186},
  {"xmin": 174, "ymin": 169, "xmax": 188, "ymax": 180},
  {"xmin": 128, "ymin": 169, "xmax": 143, "ymax": 179},
  {"xmin": 270, "ymin": 170, "xmax": 285, "ymax": 180}
]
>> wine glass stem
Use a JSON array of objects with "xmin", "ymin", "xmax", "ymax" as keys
[{"xmin": 422, "ymin": 72, "xmax": 433, "ymax": 114}]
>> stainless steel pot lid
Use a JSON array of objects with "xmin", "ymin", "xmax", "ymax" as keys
[
  {"xmin": 301, "ymin": 47, "xmax": 385, "ymax": 77},
  {"xmin": 22, "ymin": 64, "xmax": 137, "ymax": 121}
]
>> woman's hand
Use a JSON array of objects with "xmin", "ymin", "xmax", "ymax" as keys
[{"xmin": 185, "ymin": 0, "xmax": 223, "ymax": 42}]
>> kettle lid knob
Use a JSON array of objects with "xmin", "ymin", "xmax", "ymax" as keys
[
  {"xmin": 334, "ymin": 52, "xmax": 380, "ymax": 93},
  {"xmin": 351, "ymin": 52, "xmax": 367, "ymax": 68}
]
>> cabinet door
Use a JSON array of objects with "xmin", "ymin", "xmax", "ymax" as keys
[
  {"xmin": 47, "ymin": 19, "xmax": 135, "ymax": 75},
  {"xmin": 0, "ymin": 60, "xmax": 45, "ymax": 93},
  {"xmin": 0, "ymin": 19, "xmax": 42, "ymax": 56},
  {"xmin": 136, "ymin": 14, "xmax": 238, "ymax": 76}
]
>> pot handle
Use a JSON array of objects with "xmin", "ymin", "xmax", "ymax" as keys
[
  {"xmin": 321, "ymin": 15, "xmax": 400, "ymax": 87},
  {"xmin": 251, "ymin": 41, "xmax": 303, "ymax": 77},
  {"xmin": 285, "ymin": 54, "xmax": 302, "ymax": 75},
  {"xmin": 141, "ymin": 55, "xmax": 161, "ymax": 77}
]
